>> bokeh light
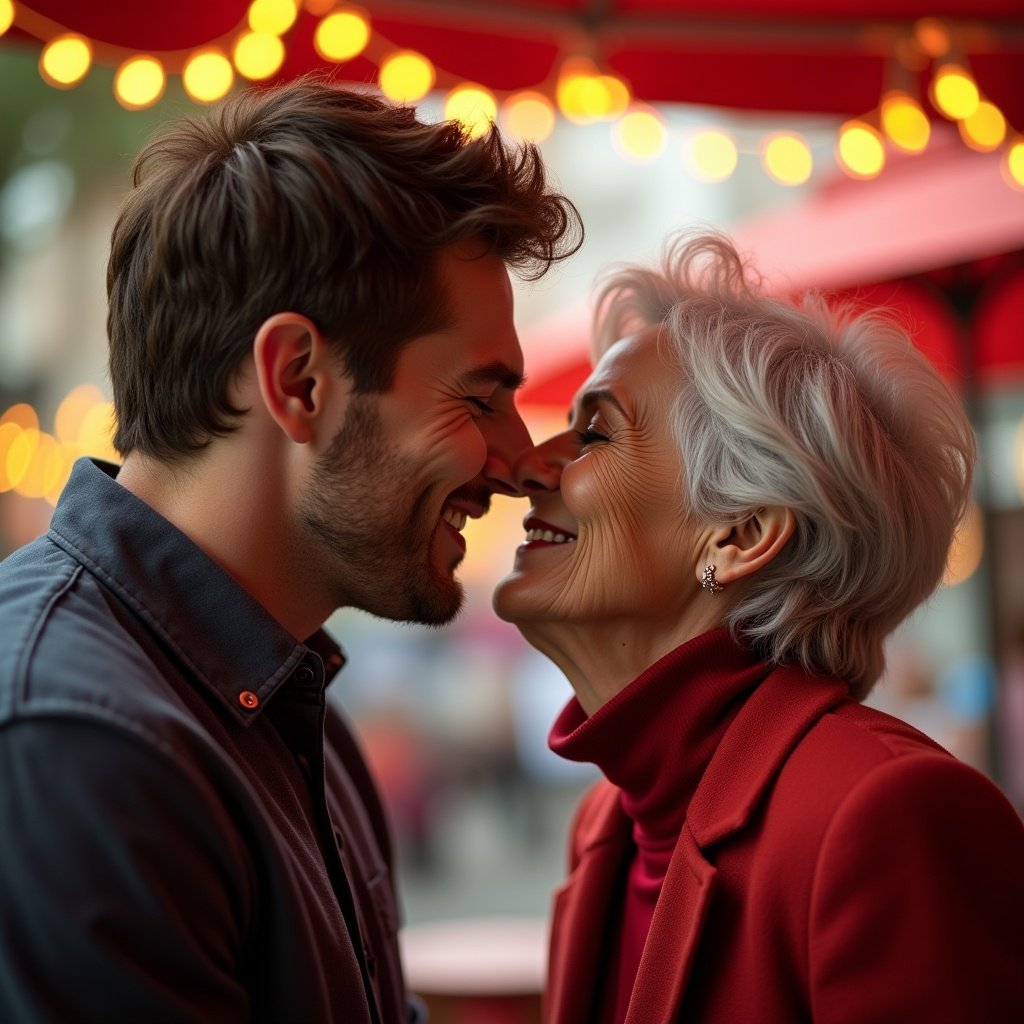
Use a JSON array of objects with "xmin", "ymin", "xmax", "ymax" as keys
[
  {"xmin": 1, "ymin": 402, "xmax": 39, "ymax": 431},
  {"xmin": 1003, "ymin": 139, "xmax": 1024, "ymax": 191},
  {"xmin": 233, "ymin": 31, "xmax": 286, "ymax": 80},
  {"xmin": 314, "ymin": 8, "xmax": 370, "ymax": 62},
  {"xmin": 501, "ymin": 91, "xmax": 556, "ymax": 143},
  {"xmin": 378, "ymin": 50, "xmax": 434, "ymax": 103},
  {"xmin": 39, "ymin": 34, "xmax": 92, "ymax": 88},
  {"xmin": 55, "ymin": 384, "xmax": 104, "ymax": 445},
  {"xmin": 880, "ymin": 91, "xmax": 931, "ymax": 153},
  {"xmin": 913, "ymin": 17, "xmax": 951, "ymax": 59},
  {"xmin": 556, "ymin": 59, "xmax": 628, "ymax": 124},
  {"xmin": 77, "ymin": 401, "xmax": 118, "ymax": 462},
  {"xmin": 183, "ymin": 50, "xmax": 234, "ymax": 103},
  {"xmin": 248, "ymin": 0, "xmax": 298, "ymax": 36},
  {"xmin": 0, "ymin": 0, "xmax": 15, "ymax": 37},
  {"xmin": 958, "ymin": 100, "xmax": 1006, "ymax": 152},
  {"xmin": 760, "ymin": 132, "xmax": 813, "ymax": 186},
  {"xmin": 930, "ymin": 64, "xmax": 979, "ymax": 120},
  {"xmin": 836, "ymin": 120, "xmax": 886, "ymax": 180},
  {"xmin": 685, "ymin": 130, "xmax": 738, "ymax": 182},
  {"xmin": 612, "ymin": 107, "xmax": 666, "ymax": 163},
  {"xmin": 114, "ymin": 56, "xmax": 166, "ymax": 110},
  {"xmin": 444, "ymin": 85, "xmax": 497, "ymax": 139}
]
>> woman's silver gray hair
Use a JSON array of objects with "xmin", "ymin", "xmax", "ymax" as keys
[{"xmin": 593, "ymin": 232, "xmax": 975, "ymax": 700}]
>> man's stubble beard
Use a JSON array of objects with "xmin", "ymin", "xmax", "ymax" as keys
[{"xmin": 298, "ymin": 394, "xmax": 465, "ymax": 625}]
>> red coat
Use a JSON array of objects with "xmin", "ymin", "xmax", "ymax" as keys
[{"xmin": 546, "ymin": 664, "xmax": 1024, "ymax": 1023}]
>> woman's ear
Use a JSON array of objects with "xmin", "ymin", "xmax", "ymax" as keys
[
  {"xmin": 250, "ymin": 312, "xmax": 346, "ymax": 445},
  {"xmin": 697, "ymin": 506, "xmax": 795, "ymax": 588}
]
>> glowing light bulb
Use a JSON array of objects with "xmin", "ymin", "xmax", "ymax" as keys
[
  {"xmin": 501, "ymin": 91, "xmax": 556, "ymax": 143},
  {"xmin": 930, "ymin": 64, "xmax": 979, "ymax": 120},
  {"xmin": 837, "ymin": 120, "xmax": 886, "ymax": 180},
  {"xmin": 378, "ymin": 50, "xmax": 434, "ymax": 103},
  {"xmin": 0, "ymin": 0, "xmax": 15, "ymax": 37},
  {"xmin": 39, "ymin": 34, "xmax": 92, "ymax": 88},
  {"xmin": 183, "ymin": 50, "xmax": 234, "ymax": 103},
  {"xmin": 556, "ymin": 58, "xmax": 606, "ymax": 124},
  {"xmin": 444, "ymin": 85, "xmax": 497, "ymax": 139},
  {"xmin": 685, "ymin": 129, "xmax": 738, "ymax": 182},
  {"xmin": 114, "ymin": 57, "xmax": 165, "ymax": 110},
  {"xmin": 913, "ymin": 17, "xmax": 951, "ymax": 59},
  {"xmin": 612, "ymin": 107, "xmax": 666, "ymax": 164},
  {"xmin": 761, "ymin": 133, "xmax": 813, "ymax": 186},
  {"xmin": 1002, "ymin": 139, "xmax": 1024, "ymax": 191},
  {"xmin": 880, "ymin": 91, "xmax": 931, "ymax": 153},
  {"xmin": 959, "ymin": 100, "xmax": 1006, "ymax": 152},
  {"xmin": 314, "ymin": 9, "xmax": 370, "ymax": 62},
  {"xmin": 248, "ymin": 0, "xmax": 298, "ymax": 36},
  {"xmin": 233, "ymin": 31, "xmax": 285, "ymax": 80}
]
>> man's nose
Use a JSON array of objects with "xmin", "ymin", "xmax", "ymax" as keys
[{"xmin": 480, "ymin": 405, "xmax": 534, "ymax": 496}]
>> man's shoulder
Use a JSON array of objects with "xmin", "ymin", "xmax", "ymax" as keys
[{"xmin": 0, "ymin": 532, "xmax": 172, "ymax": 727}]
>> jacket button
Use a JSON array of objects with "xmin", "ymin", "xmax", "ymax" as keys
[
  {"xmin": 238, "ymin": 690, "xmax": 260, "ymax": 709},
  {"xmin": 294, "ymin": 666, "xmax": 315, "ymax": 685}
]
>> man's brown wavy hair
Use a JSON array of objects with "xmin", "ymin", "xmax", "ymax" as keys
[{"xmin": 107, "ymin": 77, "xmax": 582, "ymax": 461}]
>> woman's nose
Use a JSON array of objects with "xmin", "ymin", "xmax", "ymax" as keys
[{"xmin": 513, "ymin": 432, "xmax": 573, "ymax": 494}]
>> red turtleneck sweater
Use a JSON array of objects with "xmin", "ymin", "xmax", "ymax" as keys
[{"xmin": 548, "ymin": 629, "xmax": 767, "ymax": 1024}]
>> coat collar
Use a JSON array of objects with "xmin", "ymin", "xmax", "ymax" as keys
[{"xmin": 546, "ymin": 661, "xmax": 849, "ymax": 1024}]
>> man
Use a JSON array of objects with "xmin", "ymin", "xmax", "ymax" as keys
[{"xmin": 0, "ymin": 79, "xmax": 581, "ymax": 1022}]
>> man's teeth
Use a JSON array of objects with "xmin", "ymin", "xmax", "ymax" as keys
[
  {"xmin": 442, "ymin": 507, "xmax": 467, "ymax": 532},
  {"xmin": 525, "ymin": 528, "xmax": 575, "ymax": 544}
]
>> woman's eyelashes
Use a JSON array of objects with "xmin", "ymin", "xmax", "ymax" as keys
[{"xmin": 573, "ymin": 420, "xmax": 611, "ymax": 447}]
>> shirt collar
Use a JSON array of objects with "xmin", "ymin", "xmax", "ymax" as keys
[{"xmin": 47, "ymin": 458, "xmax": 346, "ymax": 726}]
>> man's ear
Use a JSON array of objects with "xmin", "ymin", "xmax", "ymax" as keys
[
  {"xmin": 251, "ymin": 313, "xmax": 345, "ymax": 445},
  {"xmin": 697, "ymin": 506, "xmax": 795, "ymax": 588}
]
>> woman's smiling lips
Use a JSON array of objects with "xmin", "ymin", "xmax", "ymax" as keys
[{"xmin": 521, "ymin": 515, "xmax": 577, "ymax": 548}]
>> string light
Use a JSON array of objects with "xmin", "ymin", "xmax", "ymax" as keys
[
  {"xmin": 314, "ymin": 8, "xmax": 370, "ymax": 62},
  {"xmin": 684, "ymin": 129, "xmax": 738, "ymax": 183},
  {"xmin": 612, "ymin": 106, "xmax": 667, "ymax": 163},
  {"xmin": 114, "ymin": 56, "xmax": 165, "ymax": 110},
  {"xmin": 233, "ymin": 31, "xmax": 286, "ymax": 80},
  {"xmin": 39, "ymin": 34, "xmax": 92, "ymax": 88},
  {"xmin": 247, "ymin": 0, "xmax": 298, "ymax": 37},
  {"xmin": 444, "ymin": 84, "xmax": 497, "ymax": 138},
  {"xmin": 1003, "ymin": 139, "xmax": 1024, "ymax": 190},
  {"xmin": 836, "ymin": 120, "xmax": 885, "ymax": 180},
  {"xmin": 379, "ymin": 50, "xmax": 435, "ymax": 103},
  {"xmin": 11, "ymin": 13, "xmax": 1023, "ymax": 190},
  {"xmin": 761, "ymin": 132, "xmax": 813, "ymax": 186},
  {"xmin": 501, "ymin": 91, "xmax": 556, "ymax": 143},
  {"xmin": 182, "ymin": 50, "xmax": 234, "ymax": 103},
  {"xmin": 880, "ymin": 91, "xmax": 931, "ymax": 153},
  {"xmin": 959, "ymin": 100, "xmax": 1006, "ymax": 153},
  {"xmin": 930, "ymin": 63, "xmax": 980, "ymax": 120}
]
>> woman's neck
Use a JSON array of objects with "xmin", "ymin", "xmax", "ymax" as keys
[{"xmin": 520, "ymin": 602, "xmax": 730, "ymax": 715}]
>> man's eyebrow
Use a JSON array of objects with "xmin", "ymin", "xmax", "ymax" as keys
[{"xmin": 461, "ymin": 361, "xmax": 526, "ymax": 391}]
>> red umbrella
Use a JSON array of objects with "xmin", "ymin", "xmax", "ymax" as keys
[{"xmin": 5, "ymin": 1, "xmax": 1024, "ymax": 126}]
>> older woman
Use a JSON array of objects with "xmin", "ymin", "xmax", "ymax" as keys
[{"xmin": 494, "ymin": 233, "xmax": 1024, "ymax": 1023}]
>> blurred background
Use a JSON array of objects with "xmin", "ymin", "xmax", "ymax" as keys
[{"xmin": 1, "ymin": 1, "xmax": 1023, "ymax": 1016}]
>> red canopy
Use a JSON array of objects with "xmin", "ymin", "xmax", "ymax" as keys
[{"xmin": 8, "ymin": 1, "xmax": 1024, "ymax": 125}]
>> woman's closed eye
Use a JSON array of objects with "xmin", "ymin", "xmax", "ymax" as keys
[{"xmin": 574, "ymin": 426, "xmax": 609, "ymax": 446}]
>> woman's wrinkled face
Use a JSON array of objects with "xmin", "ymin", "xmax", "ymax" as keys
[{"xmin": 494, "ymin": 327, "xmax": 704, "ymax": 631}]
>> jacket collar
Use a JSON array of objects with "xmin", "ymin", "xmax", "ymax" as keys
[
  {"xmin": 547, "ymin": 658, "xmax": 849, "ymax": 1024},
  {"xmin": 48, "ymin": 458, "xmax": 345, "ymax": 726}
]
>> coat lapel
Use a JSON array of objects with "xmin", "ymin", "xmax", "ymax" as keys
[
  {"xmin": 545, "ymin": 784, "xmax": 632, "ymax": 1024},
  {"xmin": 626, "ymin": 665, "xmax": 849, "ymax": 1023},
  {"xmin": 624, "ymin": 824, "xmax": 716, "ymax": 1024}
]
